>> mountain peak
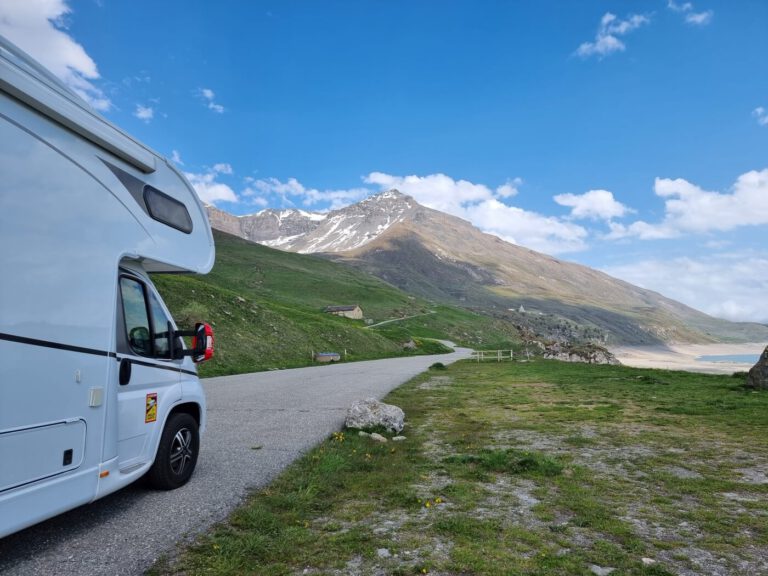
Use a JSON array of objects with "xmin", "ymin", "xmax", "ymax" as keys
[{"xmin": 363, "ymin": 188, "xmax": 412, "ymax": 202}]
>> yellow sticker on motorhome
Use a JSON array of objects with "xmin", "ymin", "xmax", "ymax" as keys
[{"xmin": 145, "ymin": 393, "xmax": 157, "ymax": 423}]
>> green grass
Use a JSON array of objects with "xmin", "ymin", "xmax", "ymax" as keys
[
  {"xmin": 151, "ymin": 360, "xmax": 768, "ymax": 575},
  {"xmin": 202, "ymin": 230, "xmax": 429, "ymax": 322},
  {"xmin": 374, "ymin": 304, "xmax": 521, "ymax": 349},
  {"xmin": 154, "ymin": 273, "xmax": 410, "ymax": 376},
  {"xmin": 152, "ymin": 230, "xmax": 478, "ymax": 376}
]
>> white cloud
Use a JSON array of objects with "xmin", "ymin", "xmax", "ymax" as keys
[
  {"xmin": 463, "ymin": 199, "xmax": 589, "ymax": 255},
  {"xmin": 184, "ymin": 169, "xmax": 238, "ymax": 204},
  {"xmin": 685, "ymin": 10, "xmax": 713, "ymax": 25},
  {"xmin": 608, "ymin": 169, "xmax": 768, "ymax": 240},
  {"xmin": 241, "ymin": 188, "xmax": 269, "ymax": 207},
  {"xmin": 667, "ymin": 1, "xmax": 693, "ymax": 11},
  {"xmin": 0, "ymin": 0, "xmax": 111, "ymax": 110},
  {"xmin": 668, "ymin": 1, "xmax": 713, "ymax": 26},
  {"xmin": 576, "ymin": 12, "xmax": 650, "ymax": 59},
  {"xmin": 364, "ymin": 172, "xmax": 588, "ymax": 254},
  {"xmin": 754, "ymin": 106, "xmax": 768, "ymax": 127},
  {"xmin": 199, "ymin": 87, "xmax": 225, "ymax": 113},
  {"xmin": 364, "ymin": 172, "xmax": 497, "ymax": 214},
  {"xmin": 213, "ymin": 163, "xmax": 233, "ymax": 175},
  {"xmin": 170, "ymin": 150, "xmax": 184, "ymax": 165},
  {"xmin": 251, "ymin": 176, "xmax": 370, "ymax": 210},
  {"xmin": 496, "ymin": 178, "xmax": 522, "ymax": 198},
  {"xmin": 602, "ymin": 254, "xmax": 768, "ymax": 323},
  {"xmin": 133, "ymin": 104, "xmax": 154, "ymax": 122},
  {"xmin": 554, "ymin": 189, "xmax": 632, "ymax": 221}
]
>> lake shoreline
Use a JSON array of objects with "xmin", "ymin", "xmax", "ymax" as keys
[{"xmin": 609, "ymin": 342, "xmax": 767, "ymax": 374}]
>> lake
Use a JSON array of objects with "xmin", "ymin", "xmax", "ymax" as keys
[{"xmin": 697, "ymin": 354, "xmax": 760, "ymax": 364}]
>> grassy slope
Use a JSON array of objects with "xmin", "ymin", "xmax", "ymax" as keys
[
  {"xmin": 335, "ymin": 229, "xmax": 768, "ymax": 346},
  {"xmin": 154, "ymin": 230, "xmax": 519, "ymax": 376},
  {"xmin": 153, "ymin": 361, "xmax": 768, "ymax": 576}
]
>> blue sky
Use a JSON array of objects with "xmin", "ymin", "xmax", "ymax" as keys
[{"xmin": 2, "ymin": 0, "xmax": 767, "ymax": 322}]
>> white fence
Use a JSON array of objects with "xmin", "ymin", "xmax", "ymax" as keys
[{"xmin": 471, "ymin": 350, "xmax": 520, "ymax": 362}]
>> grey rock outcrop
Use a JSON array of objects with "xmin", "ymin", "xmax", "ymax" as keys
[
  {"xmin": 746, "ymin": 346, "xmax": 768, "ymax": 390},
  {"xmin": 206, "ymin": 189, "xmax": 415, "ymax": 253},
  {"xmin": 543, "ymin": 343, "xmax": 620, "ymax": 365},
  {"xmin": 345, "ymin": 398, "xmax": 405, "ymax": 433},
  {"xmin": 205, "ymin": 204, "xmax": 326, "ymax": 247}
]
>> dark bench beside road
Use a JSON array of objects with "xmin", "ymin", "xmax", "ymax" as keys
[{"xmin": 0, "ymin": 347, "xmax": 471, "ymax": 576}]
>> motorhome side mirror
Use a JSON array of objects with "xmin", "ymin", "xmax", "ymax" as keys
[{"xmin": 191, "ymin": 322, "xmax": 214, "ymax": 363}]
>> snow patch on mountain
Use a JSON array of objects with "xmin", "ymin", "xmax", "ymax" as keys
[{"xmin": 206, "ymin": 189, "xmax": 419, "ymax": 253}]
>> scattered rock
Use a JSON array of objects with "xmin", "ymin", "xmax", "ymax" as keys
[
  {"xmin": 641, "ymin": 557, "xmax": 657, "ymax": 566},
  {"xmin": 358, "ymin": 431, "xmax": 370, "ymax": 437},
  {"xmin": 735, "ymin": 467, "xmax": 768, "ymax": 484},
  {"xmin": 370, "ymin": 433, "xmax": 388, "ymax": 443},
  {"xmin": 376, "ymin": 548, "xmax": 391, "ymax": 559},
  {"xmin": 721, "ymin": 492, "xmax": 759, "ymax": 503},
  {"xmin": 345, "ymin": 398, "xmax": 405, "ymax": 433},
  {"xmin": 402, "ymin": 339, "xmax": 417, "ymax": 350},
  {"xmin": 236, "ymin": 296, "xmax": 246, "ymax": 303},
  {"xmin": 665, "ymin": 466, "xmax": 702, "ymax": 479},
  {"xmin": 392, "ymin": 436, "xmax": 407, "ymax": 442},
  {"xmin": 590, "ymin": 565, "xmax": 615, "ymax": 576},
  {"xmin": 746, "ymin": 346, "xmax": 768, "ymax": 390}
]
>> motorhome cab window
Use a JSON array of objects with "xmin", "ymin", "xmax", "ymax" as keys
[
  {"xmin": 144, "ymin": 186, "xmax": 193, "ymax": 234},
  {"xmin": 120, "ymin": 277, "xmax": 173, "ymax": 359}
]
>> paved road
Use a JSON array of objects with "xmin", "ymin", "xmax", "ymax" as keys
[{"xmin": 0, "ymin": 348, "xmax": 471, "ymax": 576}]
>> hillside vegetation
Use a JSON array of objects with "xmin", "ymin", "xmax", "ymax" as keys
[{"xmin": 154, "ymin": 230, "xmax": 520, "ymax": 376}]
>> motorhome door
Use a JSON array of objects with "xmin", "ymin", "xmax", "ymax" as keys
[{"xmin": 115, "ymin": 274, "xmax": 182, "ymax": 470}]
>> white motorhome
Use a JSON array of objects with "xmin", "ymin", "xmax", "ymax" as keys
[{"xmin": 0, "ymin": 36, "xmax": 215, "ymax": 538}]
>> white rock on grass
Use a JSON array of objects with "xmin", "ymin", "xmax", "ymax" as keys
[
  {"xmin": 392, "ymin": 436, "xmax": 407, "ymax": 442},
  {"xmin": 345, "ymin": 398, "xmax": 405, "ymax": 433},
  {"xmin": 370, "ymin": 433, "xmax": 388, "ymax": 443},
  {"xmin": 590, "ymin": 566, "xmax": 615, "ymax": 576}
]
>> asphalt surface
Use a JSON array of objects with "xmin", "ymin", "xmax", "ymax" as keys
[{"xmin": 0, "ymin": 348, "xmax": 471, "ymax": 575}]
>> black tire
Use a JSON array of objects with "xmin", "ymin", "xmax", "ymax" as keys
[{"xmin": 147, "ymin": 412, "xmax": 199, "ymax": 490}]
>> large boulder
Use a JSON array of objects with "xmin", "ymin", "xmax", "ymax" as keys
[
  {"xmin": 746, "ymin": 346, "xmax": 768, "ymax": 390},
  {"xmin": 345, "ymin": 398, "xmax": 405, "ymax": 433}
]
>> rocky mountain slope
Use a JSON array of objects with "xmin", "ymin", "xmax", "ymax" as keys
[
  {"xmin": 206, "ymin": 191, "xmax": 768, "ymax": 346},
  {"xmin": 206, "ymin": 190, "xmax": 417, "ymax": 252}
]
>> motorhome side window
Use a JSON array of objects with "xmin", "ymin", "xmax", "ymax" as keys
[
  {"xmin": 144, "ymin": 186, "xmax": 193, "ymax": 233},
  {"xmin": 120, "ymin": 277, "xmax": 173, "ymax": 359}
]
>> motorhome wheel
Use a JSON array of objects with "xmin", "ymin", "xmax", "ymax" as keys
[{"xmin": 147, "ymin": 412, "xmax": 199, "ymax": 490}]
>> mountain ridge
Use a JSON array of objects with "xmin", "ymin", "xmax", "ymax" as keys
[{"xmin": 205, "ymin": 191, "xmax": 768, "ymax": 346}]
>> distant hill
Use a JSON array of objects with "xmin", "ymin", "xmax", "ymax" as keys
[
  {"xmin": 207, "ymin": 191, "xmax": 768, "ymax": 346},
  {"xmin": 153, "ymin": 230, "xmax": 521, "ymax": 376}
]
